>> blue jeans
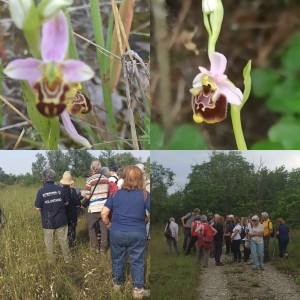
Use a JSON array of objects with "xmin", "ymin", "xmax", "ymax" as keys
[
  {"xmin": 250, "ymin": 240, "xmax": 264, "ymax": 269},
  {"xmin": 110, "ymin": 231, "xmax": 146, "ymax": 288}
]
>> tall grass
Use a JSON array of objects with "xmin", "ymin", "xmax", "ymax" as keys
[
  {"xmin": 150, "ymin": 226, "xmax": 199, "ymax": 300},
  {"xmin": 270, "ymin": 230, "xmax": 300, "ymax": 284},
  {"xmin": 0, "ymin": 184, "xmax": 149, "ymax": 299}
]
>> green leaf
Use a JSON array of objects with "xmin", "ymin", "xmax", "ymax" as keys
[
  {"xmin": 150, "ymin": 123, "xmax": 164, "ymax": 150},
  {"xmin": 241, "ymin": 59, "xmax": 252, "ymax": 108},
  {"xmin": 268, "ymin": 116, "xmax": 300, "ymax": 149},
  {"xmin": 266, "ymin": 77, "xmax": 300, "ymax": 113},
  {"xmin": 250, "ymin": 140, "xmax": 284, "ymax": 150},
  {"xmin": 281, "ymin": 33, "xmax": 300, "ymax": 73},
  {"xmin": 168, "ymin": 124, "xmax": 207, "ymax": 150},
  {"xmin": 252, "ymin": 68, "xmax": 281, "ymax": 98},
  {"xmin": 21, "ymin": 82, "xmax": 59, "ymax": 149}
]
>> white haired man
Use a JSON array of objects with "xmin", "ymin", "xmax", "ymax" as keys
[
  {"xmin": 85, "ymin": 160, "xmax": 118, "ymax": 253},
  {"xmin": 261, "ymin": 212, "xmax": 273, "ymax": 262}
]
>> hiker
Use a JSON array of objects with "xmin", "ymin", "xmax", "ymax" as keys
[
  {"xmin": 0, "ymin": 207, "xmax": 6, "ymax": 228},
  {"xmin": 181, "ymin": 208, "xmax": 200, "ymax": 251},
  {"xmin": 276, "ymin": 218, "xmax": 289, "ymax": 259},
  {"xmin": 197, "ymin": 215, "xmax": 217, "ymax": 268},
  {"xmin": 249, "ymin": 215, "xmax": 264, "ymax": 271},
  {"xmin": 34, "ymin": 169, "xmax": 71, "ymax": 264},
  {"xmin": 231, "ymin": 217, "xmax": 242, "ymax": 263},
  {"xmin": 101, "ymin": 165, "xmax": 150, "ymax": 299},
  {"xmin": 213, "ymin": 215, "xmax": 224, "ymax": 266},
  {"xmin": 241, "ymin": 218, "xmax": 251, "ymax": 262},
  {"xmin": 117, "ymin": 167, "xmax": 125, "ymax": 189},
  {"xmin": 60, "ymin": 171, "xmax": 81, "ymax": 248},
  {"xmin": 84, "ymin": 161, "xmax": 118, "ymax": 253},
  {"xmin": 261, "ymin": 212, "xmax": 273, "ymax": 262},
  {"xmin": 165, "ymin": 218, "xmax": 180, "ymax": 256},
  {"xmin": 224, "ymin": 214, "xmax": 235, "ymax": 254},
  {"xmin": 185, "ymin": 215, "xmax": 201, "ymax": 255},
  {"xmin": 136, "ymin": 163, "xmax": 150, "ymax": 193},
  {"xmin": 109, "ymin": 166, "xmax": 119, "ymax": 186},
  {"xmin": 207, "ymin": 212, "xmax": 214, "ymax": 225}
]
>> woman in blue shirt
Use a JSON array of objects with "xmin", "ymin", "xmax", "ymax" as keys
[
  {"xmin": 276, "ymin": 218, "xmax": 289, "ymax": 259},
  {"xmin": 101, "ymin": 165, "xmax": 150, "ymax": 299}
]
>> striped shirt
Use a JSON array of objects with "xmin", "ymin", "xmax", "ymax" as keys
[{"xmin": 85, "ymin": 174, "xmax": 109, "ymax": 213}]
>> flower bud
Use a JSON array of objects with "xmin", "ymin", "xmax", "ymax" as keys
[
  {"xmin": 9, "ymin": 0, "xmax": 34, "ymax": 29},
  {"xmin": 38, "ymin": 0, "xmax": 73, "ymax": 19},
  {"xmin": 202, "ymin": 0, "xmax": 217, "ymax": 14}
]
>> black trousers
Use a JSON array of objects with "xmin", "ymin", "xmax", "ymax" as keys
[
  {"xmin": 183, "ymin": 227, "xmax": 191, "ymax": 250},
  {"xmin": 185, "ymin": 236, "xmax": 198, "ymax": 255},
  {"xmin": 214, "ymin": 240, "xmax": 223, "ymax": 263},
  {"xmin": 231, "ymin": 239, "xmax": 241, "ymax": 261}
]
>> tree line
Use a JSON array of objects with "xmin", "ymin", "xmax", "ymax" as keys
[
  {"xmin": 151, "ymin": 151, "xmax": 300, "ymax": 228},
  {"xmin": 0, "ymin": 150, "xmax": 149, "ymax": 186}
]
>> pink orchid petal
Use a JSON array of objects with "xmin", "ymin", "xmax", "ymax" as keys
[
  {"xmin": 209, "ymin": 52, "xmax": 227, "ymax": 76},
  {"xmin": 4, "ymin": 58, "xmax": 42, "ymax": 85},
  {"xmin": 217, "ymin": 82, "xmax": 243, "ymax": 105},
  {"xmin": 198, "ymin": 66, "xmax": 211, "ymax": 77},
  {"xmin": 61, "ymin": 111, "xmax": 92, "ymax": 148},
  {"xmin": 192, "ymin": 73, "xmax": 203, "ymax": 88},
  {"xmin": 41, "ymin": 11, "xmax": 68, "ymax": 63},
  {"xmin": 62, "ymin": 60, "xmax": 94, "ymax": 82}
]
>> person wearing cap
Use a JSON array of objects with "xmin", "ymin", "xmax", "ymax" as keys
[
  {"xmin": 261, "ymin": 212, "xmax": 273, "ymax": 262},
  {"xmin": 249, "ymin": 215, "xmax": 264, "ymax": 271},
  {"xmin": 60, "ymin": 171, "xmax": 81, "ymax": 248},
  {"xmin": 165, "ymin": 218, "xmax": 180, "ymax": 256},
  {"xmin": 109, "ymin": 166, "xmax": 119, "ymax": 186},
  {"xmin": 181, "ymin": 208, "xmax": 200, "ymax": 251},
  {"xmin": 35, "ymin": 169, "xmax": 71, "ymax": 264},
  {"xmin": 185, "ymin": 215, "xmax": 202, "ymax": 255}
]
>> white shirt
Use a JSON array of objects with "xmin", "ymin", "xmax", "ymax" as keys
[
  {"xmin": 165, "ymin": 221, "xmax": 179, "ymax": 241},
  {"xmin": 249, "ymin": 223, "xmax": 264, "ymax": 243},
  {"xmin": 231, "ymin": 224, "xmax": 242, "ymax": 240}
]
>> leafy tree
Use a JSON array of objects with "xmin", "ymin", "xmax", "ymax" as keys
[
  {"xmin": 32, "ymin": 153, "xmax": 47, "ymax": 181},
  {"xmin": 46, "ymin": 151, "xmax": 70, "ymax": 177},
  {"xmin": 68, "ymin": 150, "xmax": 95, "ymax": 177},
  {"xmin": 98, "ymin": 150, "xmax": 116, "ymax": 168},
  {"xmin": 113, "ymin": 152, "xmax": 141, "ymax": 168}
]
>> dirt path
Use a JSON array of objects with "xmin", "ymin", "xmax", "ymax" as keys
[{"xmin": 197, "ymin": 254, "xmax": 300, "ymax": 300}]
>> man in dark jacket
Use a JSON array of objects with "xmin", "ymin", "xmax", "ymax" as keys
[{"xmin": 35, "ymin": 169, "xmax": 71, "ymax": 264}]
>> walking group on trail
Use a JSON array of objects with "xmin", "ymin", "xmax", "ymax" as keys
[
  {"xmin": 165, "ymin": 208, "xmax": 290, "ymax": 271},
  {"xmin": 32, "ymin": 161, "xmax": 150, "ymax": 299}
]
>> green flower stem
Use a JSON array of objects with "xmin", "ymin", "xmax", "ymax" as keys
[
  {"xmin": 231, "ymin": 105, "xmax": 247, "ymax": 150},
  {"xmin": 90, "ymin": 0, "xmax": 117, "ymax": 138}
]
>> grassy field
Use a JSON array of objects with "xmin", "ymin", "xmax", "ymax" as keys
[
  {"xmin": 270, "ymin": 230, "xmax": 300, "ymax": 284},
  {"xmin": 0, "ymin": 182, "xmax": 150, "ymax": 299},
  {"xmin": 149, "ymin": 226, "xmax": 200, "ymax": 300}
]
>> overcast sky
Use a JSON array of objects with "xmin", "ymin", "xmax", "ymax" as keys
[
  {"xmin": 151, "ymin": 151, "xmax": 300, "ymax": 193},
  {"xmin": 0, "ymin": 150, "xmax": 150, "ymax": 175}
]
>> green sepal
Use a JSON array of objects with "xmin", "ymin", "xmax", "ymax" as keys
[
  {"xmin": 20, "ymin": 81, "xmax": 59, "ymax": 149},
  {"xmin": 241, "ymin": 59, "xmax": 252, "ymax": 109}
]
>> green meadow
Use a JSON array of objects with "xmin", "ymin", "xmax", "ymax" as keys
[{"xmin": 0, "ymin": 182, "xmax": 149, "ymax": 299}]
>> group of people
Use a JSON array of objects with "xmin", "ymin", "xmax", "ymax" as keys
[
  {"xmin": 165, "ymin": 208, "xmax": 290, "ymax": 271},
  {"xmin": 34, "ymin": 161, "xmax": 150, "ymax": 299}
]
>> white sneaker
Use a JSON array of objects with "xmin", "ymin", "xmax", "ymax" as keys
[
  {"xmin": 133, "ymin": 288, "xmax": 150, "ymax": 299},
  {"xmin": 113, "ymin": 284, "xmax": 121, "ymax": 292},
  {"xmin": 285, "ymin": 253, "xmax": 289, "ymax": 259}
]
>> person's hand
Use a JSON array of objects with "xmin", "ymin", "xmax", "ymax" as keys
[{"xmin": 106, "ymin": 222, "xmax": 111, "ymax": 229}]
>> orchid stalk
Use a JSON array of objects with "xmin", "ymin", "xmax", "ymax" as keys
[{"xmin": 5, "ymin": 9, "xmax": 94, "ymax": 149}]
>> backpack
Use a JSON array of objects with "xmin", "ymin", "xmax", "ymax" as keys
[
  {"xmin": 165, "ymin": 221, "xmax": 172, "ymax": 239},
  {"xmin": 268, "ymin": 220, "xmax": 275, "ymax": 238},
  {"xmin": 110, "ymin": 175, "xmax": 119, "ymax": 185},
  {"xmin": 202, "ymin": 223, "xmax": 215, "ymax": 243}
]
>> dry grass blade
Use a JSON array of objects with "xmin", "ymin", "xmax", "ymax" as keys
[
  {"xmin": 0, "ymin": 95, "xmax": 33, "ymax": 127},
  {"xmin": 13, "ymin": 128, "xmax": 25, "ymax": 150}
]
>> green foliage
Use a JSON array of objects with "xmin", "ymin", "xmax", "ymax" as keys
[
  {"xmin": 152, "ymin": 151, "xmax": 300, "ymax": 227},
  {"xmin": 251, "ymin": 33, "xmax": 300, "ymax": 149},
  {"xmin": 68, "ymin": 150, "xmax": 96, "ymax": 177},
  {"xmin": 150, "ymin": 123, "xmax": 208, "ymax": 150},
  {"xmin": 46, "ymin": 151, "xmax": 70, "ymax": 178}
]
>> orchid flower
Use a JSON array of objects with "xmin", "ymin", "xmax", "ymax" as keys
[
  {"xmin": 4, "ymin": 11, "xmax": 94, "ymax": 148},
  {"xmin": 190, "ymin": 52, "xmax": 243, "ymax": 124}
]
